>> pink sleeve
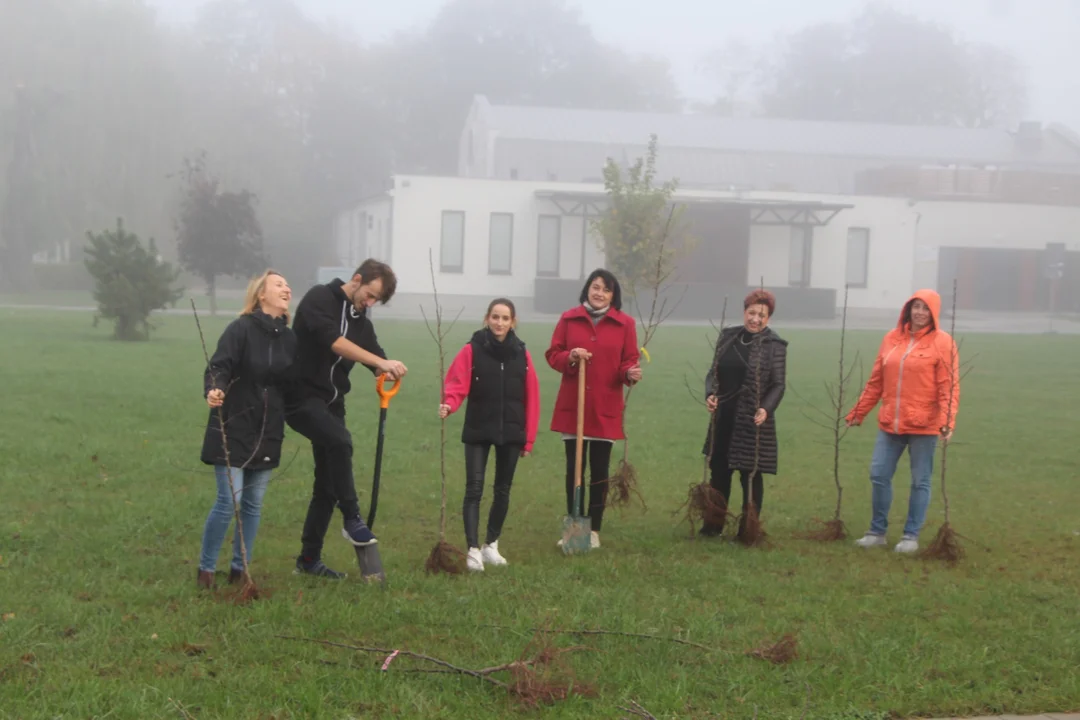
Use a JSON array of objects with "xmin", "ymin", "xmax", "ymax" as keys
[
  {"xmin": 524, "ymin": 350, "xmax": 541, "ymax": 453},
  {"xmin": 442, "ymin": 345, "xmax": 473, "ymax": 413},
  {"xmin": 620, "ymin": 319, "xmax": 641, "ymax": 386}
]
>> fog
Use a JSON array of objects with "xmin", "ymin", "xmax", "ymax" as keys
[{"xmin": 1, "ymin": 0, "xmax": 1077, "ymax": 332}]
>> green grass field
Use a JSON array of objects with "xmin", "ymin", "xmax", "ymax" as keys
[{"xmin": 2, "ymin": 308, "xmax": 1078, "ymax": 720}]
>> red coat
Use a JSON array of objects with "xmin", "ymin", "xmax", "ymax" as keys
[{"xmin": 545, "ymin": 305, "xmax": 639, "ymax": 440}]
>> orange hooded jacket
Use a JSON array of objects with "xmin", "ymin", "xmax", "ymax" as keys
[{"xmin": 846, "ymin": 289, "xmax": 960, "ymax": 436}]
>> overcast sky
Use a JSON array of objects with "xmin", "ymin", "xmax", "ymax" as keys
[{"xmin": 147, "ymin": 0, "xmax": 1080, "ymax": 130}]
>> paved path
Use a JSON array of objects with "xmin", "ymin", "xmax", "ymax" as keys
[
  {"xmin": 3, "ymin": 303, "xmax": 1080, "ymax": 336},
  {"xmin": 926, "ymin": 715, "xmax": 1080, "ymax": 720}
]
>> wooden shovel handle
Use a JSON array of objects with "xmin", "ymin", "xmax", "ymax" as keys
[{"xmin": 575, "ymin": 361, "xmax": 586, "ymax": 492}]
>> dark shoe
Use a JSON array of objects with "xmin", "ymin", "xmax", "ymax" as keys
[
  {"xmin": 228, "ymin": 567, "xmax": 244, "ymax": 585},
  {"xmin": 294, "ymin": 556, "xmax": 346, "ymax": 579},
  {"xmin": 341, "ymin": 516, "xmax": 378, "ymax": 547},
  {"xmin": 196, "ymin": 570, "xmax": 215, "ymax": 589},
  {"xmin": 699, "ymin": 524, "xmax": 724, "ymax": 538}
]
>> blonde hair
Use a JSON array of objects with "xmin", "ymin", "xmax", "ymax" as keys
[{"xmin": 240, "ymin": 269, "xmax": 288, "ymax": 322}]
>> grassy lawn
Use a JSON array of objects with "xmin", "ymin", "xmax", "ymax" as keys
[{"xmin": 1, "ymin": 309, "xmax": 1078, "ymax": 720}]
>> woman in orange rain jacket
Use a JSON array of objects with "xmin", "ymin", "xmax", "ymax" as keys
[{"xmin": 845, "ymin": 289, "xmax": 960, "ymax": 554}]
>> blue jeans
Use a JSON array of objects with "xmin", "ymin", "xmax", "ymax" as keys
[
  {"xmin": 198, "ymin": 466, "xmax": 272, "ymax": 572},
  {"xmin": 867, "ymin": 430, "xmax": 938, "ymax": 538}
]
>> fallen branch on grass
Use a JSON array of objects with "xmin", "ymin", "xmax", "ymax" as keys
[
  {"xmin": 618, "ymin": 699, "xmax": 659, "ymax": 719},
  {"xmin": 277, "ymin": 630, "xmax": 595, "ymax": 707},
  {"xmin": 474, "ymin": 623, "xmax": 714, "ymax": 652}
]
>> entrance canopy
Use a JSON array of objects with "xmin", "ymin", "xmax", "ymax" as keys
[{"xmin": 533, "ymin": 190, "xmax": 853, "ymax": 227}]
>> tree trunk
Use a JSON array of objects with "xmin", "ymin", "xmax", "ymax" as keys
[
  {"xmin": 207, "ymin": 274, "xmax": 217, "ymax": 316},
  {"xmin": 0, "ymin": 244, "xmax": 37, "ymax": 293}
]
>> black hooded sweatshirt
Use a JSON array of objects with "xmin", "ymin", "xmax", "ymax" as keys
[
  {"xmin": 286, "ymin": 278, "xmax": 386, "ymax": 413},
  {"xmin": 201, "ymin": 310, "xmax": 296, "ymax": 470}
]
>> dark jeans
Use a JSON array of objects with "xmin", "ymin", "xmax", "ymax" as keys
[
  {"xmin": 286, "ymin": 399, "xmax": 360, "ymax": 560},
  {"xmin": 563, "ymin": 439, "xmax": 613, "ymax": 532},
  {"xmin": 463, "ymin": 443, "xmax": 521, "ymax": 549},
  {"xmin": 704, "ymin": 412, "xmax": 764, "ymax": 535}
]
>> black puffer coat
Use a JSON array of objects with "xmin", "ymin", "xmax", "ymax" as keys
[
  {"xmin": 201, "ymin": 310, "xmax": 297, "ymax": 470},
  {"xmin": 703, "ymin": 326, "xmax": 788, "ymax": 475}
]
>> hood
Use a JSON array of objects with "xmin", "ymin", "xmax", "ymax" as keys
[
  {"xmin": 896, "ymin": 289, "xmax": 941, "ymax": 333},
  {"xmin": 248, "ymin": 308, "xmax": 288, "ymax": 335},
  {"xmin": 329, "ymin": 278, "xmax": 368, "ymax": 320}
]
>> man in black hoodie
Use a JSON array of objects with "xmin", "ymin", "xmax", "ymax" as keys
[{"xmin": 287, "ymin": 258, "xmax": 408, "ymax": 578}]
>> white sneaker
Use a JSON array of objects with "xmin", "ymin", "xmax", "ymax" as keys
[
  {"xmin": 466, "ymin": 547, "xmax": 484, "ymax": 572},
  {"xmin": 894, "ymin": 536, "xmax": 919, "ymax": 554},
  {"xmin": 590, "ymin": 531, "xmax": 601, "ymax": 549},
  {"xmin": 854, "ymin": 533, "xmax": 887, "ymax": 548},
  {"xmin": 481, "ymin": 540, "xmax": 508, "ymax": 566},
  {"xmin": 556, "ymin": 538, "xmax": 564, "ymax": 548}
]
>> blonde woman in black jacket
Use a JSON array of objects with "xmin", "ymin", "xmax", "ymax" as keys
[{"xmin": 197, "ymin": 270, "xmax": 295, "ymax": 589}]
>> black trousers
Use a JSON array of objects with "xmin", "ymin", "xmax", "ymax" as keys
[
  {"xmin": 286, "ymin": 398, "xmax": 361, "ymax": 560},
  {"xmin": 704, "ymin": 411, "xmax": 764, "ymax": 535},
  {"xmin": 563, "ymin": 439, "xmax": 613, "ymax": 533},
  {"xmin": 463, "ymin": 443, "xmax": 522, "ymax": 549}
]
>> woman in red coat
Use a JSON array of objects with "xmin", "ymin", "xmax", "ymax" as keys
[{"xmin": 545, "ymin": 269, "xmax": 641, "ymax": 549}]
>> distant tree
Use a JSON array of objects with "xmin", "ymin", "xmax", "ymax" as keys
[
  {"xmin": 175, "ymin": 153, "xmax": 264, "ymax": 315},
  {"xmin": 377, "ymin": 0, "xmax": 683, "ymax": 173},
  {"xmin": 753, "ymin": 5, "xmax": 1028, "ymax": 128},
  {"xmin": 694, "ymin": 37, "xmax": 764, "ymax": 117},
  {"xmin": 84, "ymin": 218, "xmax": 183, "ymax": 341},
  {"xmin": 593, "ymin": 135, "xmax": 682, "ymax": 300}
]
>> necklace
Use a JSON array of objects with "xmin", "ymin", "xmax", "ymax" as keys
[{"xmin": 739, "ymin": 331, "xmax": 754, "ymax": 346}]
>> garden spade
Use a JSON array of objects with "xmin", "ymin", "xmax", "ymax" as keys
[
  {"xmin": 356, "ymin": 373, "xmax": 401, "ymax": 583},
  {"xmin": 561, "ymin": 360, "xmax": 591, "ymax": 555}
]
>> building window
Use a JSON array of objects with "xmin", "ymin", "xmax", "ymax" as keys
[
  {"xmin": 440, "ymin": 210, "xmax": 465, "ymax": 273},
  {"xmin": 536, "ymin": 214, "xmax": 561, "ymax": 277},
  {"xmin": 788, "ymin": 225, "xmax": 813, "ymax": 287},
  {"xmin": 845, "ymin": 227, "xmax": 870, "ymax": 289},
  {"xmin": 488, "ymin": 213, "xmax": 513, "ymax": 275}
]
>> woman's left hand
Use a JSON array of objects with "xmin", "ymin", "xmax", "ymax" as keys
[
  {"xmin": 627, "ymin": 364, "xmax": 642, "ymax": 383},
  {"xmin": 754, "ymin": 408, "xmax": 768, "ymax": 426},
  {"xmin": 521, "ymin": 450, "xmax": 531, "ymax": 458}
]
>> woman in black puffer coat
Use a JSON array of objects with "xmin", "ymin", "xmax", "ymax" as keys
[
  {"xmin": 701, "ymin": 289, "xmax": 788, "ymax": 539},
  {"xmin": 197, "ymin": 270, "xmax": 297, "ymax": 589}
]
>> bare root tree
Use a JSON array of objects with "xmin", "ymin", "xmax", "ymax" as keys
[
  {"xmin": 921, "ymin": 278, "xmax": 970, "ymax": 564},
  {"xmin": 191, "ymin": 301, "xmax": 266, "ymax": 603},
  {"xmin": 677, "ymin": 298, "xmax": 733, "ymax": 537},
  {"xmin": 594, "ymin": 136, "xmax": 691, "ymax": 512},
  {"xmin": 421, "ymin": 249, "xmax": 467, "ymax": 575},
  {"xmin": 795, "ymin": 284, "xmax": 862, "ymax": 541},
  {"xmin": 607, "ymin": 205, "xmax": 685, "ymax": 511},
  {"xmin": 737, "ymin": 309, "xmax": 768, "ymax": 548}
]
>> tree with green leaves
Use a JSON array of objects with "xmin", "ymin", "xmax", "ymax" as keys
[
  {"xmin": 592, "ymin": 135, "xmax": 689, "ymax": 509},
  {"xmin": 84, "ymin": 218, "xmax": 183, "ymax": 341},
  {"xmin": 175, "ymin": 153, "xmax": 265, "ymax": 315}
]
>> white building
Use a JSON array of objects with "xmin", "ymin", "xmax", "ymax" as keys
[
  {"xmin": 332, "ymin": 174, "xmax": 1080, "ymax": 320},
  {"xmin": 327, "ymin": 96, "xmax": 1080, "ymax": 319}
]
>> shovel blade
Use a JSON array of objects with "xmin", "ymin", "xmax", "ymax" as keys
[
  {"xmin": 560, "ymin": 515, "xmax": 591, "ymax": 555},
  {"xmin": 355, "ymin": 544, "xmax": 386, "ymax": 583}
]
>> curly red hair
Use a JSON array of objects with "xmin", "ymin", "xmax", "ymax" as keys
[{"xmin": 743, "ymin": 289, "xmax": 776, "ymax": 317}]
